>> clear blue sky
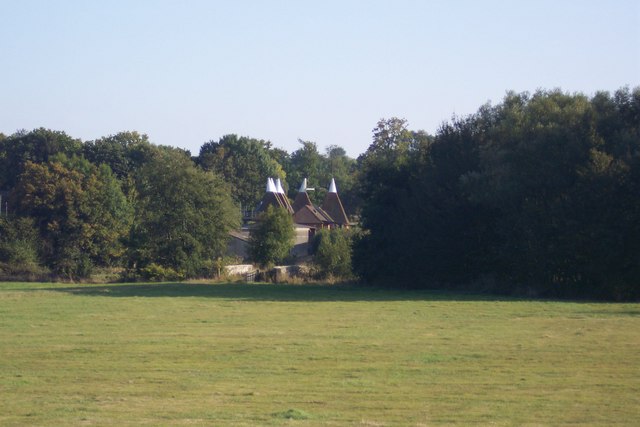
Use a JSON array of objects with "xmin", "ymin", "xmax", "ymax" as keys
[{"xmin": 1, "ymin": 0, "xmax": 638, "ymax": 157}]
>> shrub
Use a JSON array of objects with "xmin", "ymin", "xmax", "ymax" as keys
[
  {"xmin": 0, "ymin": 216, "xmax": 40, "ymax": 267},
  {"xmin": 249, "ymin": 206, "xmax": 294, "ymax": 268},
  {"xmin": 139, "ymin": 263, "xmax": 185, "ymax": 282},
  {"xmin": 311, "ymin": 228, "xmax": 353, "ymax": 279}
]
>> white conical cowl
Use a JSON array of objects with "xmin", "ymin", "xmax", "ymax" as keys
[
  {"xmin": 298, "ymin": 178, "xmax": 307, "ymax": 192},
  {"xmin": 275, "ymin": 178, "xmax": 285, "ymax": 194},
  {"xmin": 328, "ymin": 178, "xmax": 337, "ymax": 193},
  {"xmin": 267, "ymin": 177, "xmax": 277, "ymax": 193}
]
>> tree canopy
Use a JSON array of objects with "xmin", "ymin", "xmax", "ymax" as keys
[
  {"xmin": 1, "ymin": 86, "xmax": 637, "ymax": 299},
  {"xmin": 11, "ymin": 155, "xmax": 132, "ymax": 277},
  {"xmin": 249, "ymin": 206, "xmax": 294, "ymax": 268},
  {"xmin": 197, "ymin": 134, "xmax": 285, "ymax": 209},
  {"xmin": 129, "ymin": 148, "xmax": 240, "ymax": 277},
  {"xmin": 354, "ymin": 88, "xmax": 640, "ymax": 300}
]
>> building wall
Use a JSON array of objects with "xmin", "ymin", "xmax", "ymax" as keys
[
  {"xmin": 226, "ymin": 231, "xmax": 250, "ymax": 261},
  {"xmin": 291, "ymin": 225, "xmax": 311, "ymax": 257},
  {"xmin": 227, "ymin": 226, "xmax": 312, "ymax": 261}
]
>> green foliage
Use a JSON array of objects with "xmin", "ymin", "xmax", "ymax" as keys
[
  {"xmin": 0, "ymin": 216, "xmax": 40, "ymax": 267},
  {"xmin": 288, "ymin": 140, "xmax": 325, "ymax": 203},
  {"xmin": 324, "ymin": 145, "xmax": 358, "ymax": 214},
  {"xmin": 311, "ymin": 228, "xmax": 353, "ymax": 279},
  {"xmin": 353, "ymin": 118, "xmax": 436, "ymax": 283},
  {"xmin": 129, "ymin": 148, "xmax": 240, "ymax": 278},
  {"xmin": 283, "ymin": 140, "xmax": 359, "ymax": 213},
  {"xmin": 249, "ymin": 206, "xmax": 294, "ymax": 268},
  {"xmin": 0, "ymin": 128, "xmax": 82, "ymax": 190},
  {"xmin": 83, "ymin": 131, "xmax": 155, "ymax": 199},
  {"xmin": 139, "ymin": 263, "xmax": 185, "ymax": 282},
  {"xmin": 353, "ymin": 88, "xmax": 640, "ymax": 300},
  {"xmin": 197, "ymin": 134, "xmax": 285, "ymax": 209},
  {"xmin": 11, "ymin": 155, "xmax": 132, "ymax": 278}
]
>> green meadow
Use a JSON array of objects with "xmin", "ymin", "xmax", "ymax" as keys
[{"xmin": 0, "ymin": 282, "xmax": 638, "ymax": 426}]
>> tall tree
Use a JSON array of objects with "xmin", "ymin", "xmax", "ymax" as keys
[
  {"xmin": 353, "ymin": 89, "xmax": 640, "ymax": 300},
  {"xmin": 288, "ymin": 140, "xmax": 325, "ymax": 203},
  {"xmin": 129, "ymin": 148, "xmax": 240, "ymax": 277},
  {"xmin": 0, "ymin": 216, "xmax": 40, "ymax": 270},
  {"xmin": 353, "ymin": 118, "xmax": 437, "ymax": 283},
  {"xmin": 12, "ymin": 155, "xmax": 132, "ymax": 277},
  {"xmin": 312, "ymin": 228, "xmax": 353, "ymax": 279},
  {"xmin": 323, "ymin": 145, "xmax": 358, "ymax": 215},
  {"xmin": 197, "ymin": 134, "xmax": 285, "ymax": 209},
  {"xmin": 0, "ymin": 128, "xmax": 82, "ymax": 190},
  {"xmin": 83, "ymin": 132, "xmax": 155, "ymax": 180},
  {"xmin": 249, "ymin": 206, "xmax": 294, "ymax": 268}
]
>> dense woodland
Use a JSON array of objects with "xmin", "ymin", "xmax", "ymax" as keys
[
  {"xmin": 354, "ymin": 87, "xmax": 640, "ymax": 300},
  {"xmin": 0, "ymin": 87, "xmax": 638, "ymax": 300}
]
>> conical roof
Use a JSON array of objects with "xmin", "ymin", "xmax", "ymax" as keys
[
  {"xmin": 298, "ymin": 178, "xmax": 307, "ymax": 192},
  {"xmin": 328, "ymin": 177, "xmax": 337, "ymax": 193},
  {"xmin": 321, "ymin": 179, "xmax": 349, "ymax": 226},
  {"xmin": 257, "ymin": 177, "xmax": 292, "ymax": 214},
  {"xmin": 275, "ymin": 177, "xmax": 294, "ymax": 213},
  {"xmin": 293, "ymin": 204, "xmax": 333, "ymax": 227},
  {"xmin": 292, "ymin": 189, "xmax": 313, "ymax": 213},
  {"xmin": 266, "ymin": 177, "xmax": 277, "ymax": 193},
  {"xmin": 256, "ymin": 191, "xmax": 286, "ymax": 213}
]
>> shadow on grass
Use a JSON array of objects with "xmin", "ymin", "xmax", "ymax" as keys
[{"xmin": 33, "ymin": 282, "xmax": 518, "ymax": 302}]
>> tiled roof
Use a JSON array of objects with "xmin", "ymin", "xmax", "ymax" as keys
[
  {"xmin": 293, "ymin": 204, "xmax": 333, "ymax": 226},
  {"xmin": 321, "ymin": 192, "xmax": 349, "ymax": 226},
  {"xmin": 292, "ymin": 190, "xmax": 312, "ymax": 212}
]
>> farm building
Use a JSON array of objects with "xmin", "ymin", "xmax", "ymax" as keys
[
  {"xmin": 228, "ymin": 178, "xmax": 350, "ymax": 260},
  {"xmin": 257, "ymin": 177, "xmax": 349, "ymax": 231}
]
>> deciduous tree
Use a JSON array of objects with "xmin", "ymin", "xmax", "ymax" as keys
[
  {"xmin": 197, "ymin": 135, "xmax": 285, "ymax": 209},
  {"xmin": 249, "ymin": 206, "xmax": 294, "ymax": 268},
  {"xmin": 129, "ymin": 148, "xmax": 240, "ymax": 277},
  {"xmin": 12, "ymin": 155, "xmax": 132, "ymax": 277}
]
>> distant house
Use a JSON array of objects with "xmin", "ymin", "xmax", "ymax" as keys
[
  {"xmin": 319, "ymin": 178, "xmax": 349, "ymax": 228},
  {"xmin": 228, "ymin": 177, "xmax": 351, "ymax": 260},
  {"xmin": 292, "ymin": 177, "xmax": 349, "ymax": 232},
  {"xmin": 256, "ymin": 176, "xmax": 349, "ymax": 230},
  {"xmin": 255, "ymin": 177, "xmax": 293, "ymax": 214}
]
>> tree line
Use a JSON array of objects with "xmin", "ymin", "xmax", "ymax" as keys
[
  {"xmin": 354, "ymin": 87, "xmax": 639, "ymax": 300},
  {"xmin": 1, "ymin": 86, "xmax": 638, "ymax": 300},
  {"xmin": 0, "ymin": 129, "xmax": 358, "ymax": 280}
]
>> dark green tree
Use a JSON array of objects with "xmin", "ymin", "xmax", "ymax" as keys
[
  {"xmin": 268, "ymin": 147, "xmax": 292, "ymax": 179},
  {"xmin": 323, "ymin": 145, "xmax": 358, "ymax": 214},
  {"xmin": 129, "ymin": 148, "xmax": 240, "ymax": 277},
  {"xmin": 354, "ymin": 89, "xmax": 640, "ymax": 300},
  {"xmin": 0, "ymin": 128, "xmax": 82, "ymax": 190},
  {"xmin": 197, "ymin": 135, "xmax": 285, "ymax": 209},
  {"xmin": 83, "ymin": 132, "xmax": 155, "ymax": 179},
  {"xmin": 11, "ymin": 155, "xmax": 132, "ymax": 277},
  {"xmin": 288, "ymin": 140, "xmax": 325, "ymax": 203},
  {"xmin": 312, "ymin": 228, "xmax": 353, "ymax": 279},
  {"xmin": 248, "ymin": 205, "xmax": 294, "ymax": 268},
  {"xmin": 0, "ymin": 216, "xmax": 41, "ymax": 271},
  {"xmin": 353, "ymin": 118, "xmax": 435, "ymax": 283}
]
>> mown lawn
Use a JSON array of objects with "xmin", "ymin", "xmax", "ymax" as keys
[{"xmin": 0, "ymin": 281, "xmax": 638, "ymax": 426}]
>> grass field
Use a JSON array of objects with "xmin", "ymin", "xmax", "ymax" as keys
[{"xmin": 0, "ymin": 281, "xmax": 638, "ymax": 426}]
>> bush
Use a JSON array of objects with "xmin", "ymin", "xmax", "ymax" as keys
[
  {"xmin": 249, "ymin": 206, "xmax": 294, "ymax": 268},
  {"xmin": 139, "ymin": 263, "xmax": 185, "ymax": 282},
  {"xmin": 0, "ymin": 216, "xmax": 41, "ymax": 267},
  {"xmin": 0, "ymin": 261, "xmax": 51, "ymax": 281},
  {"xmin": 311, "ymin": 228, "xmax": 353, "ymax": 279}
]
